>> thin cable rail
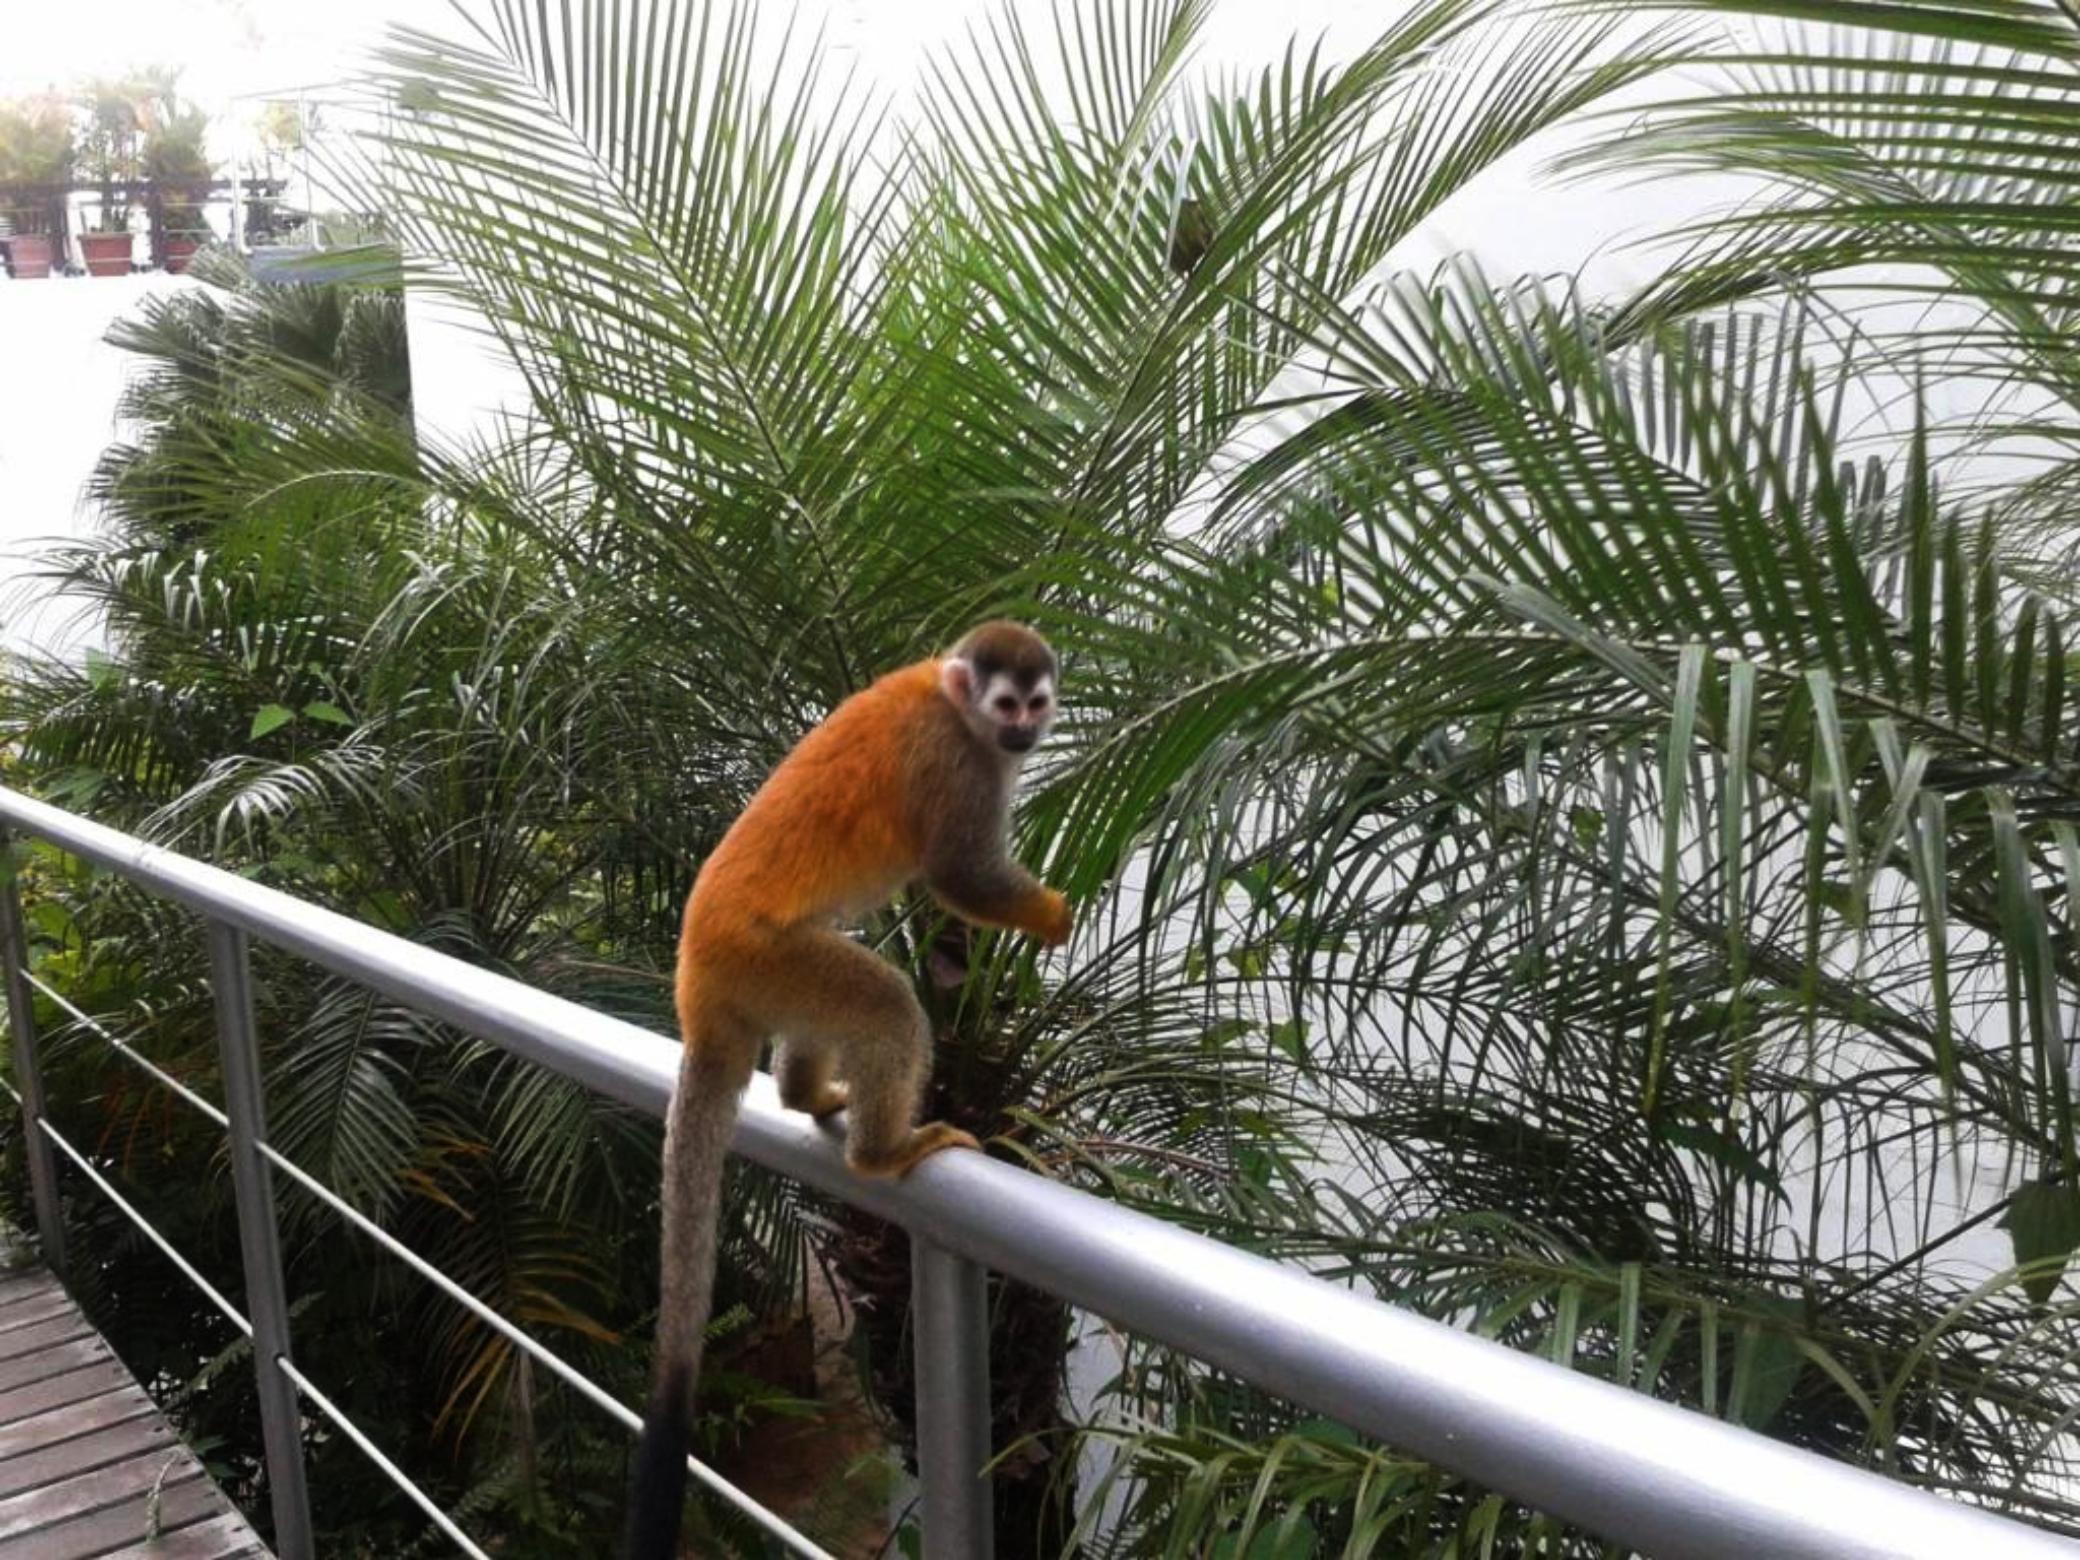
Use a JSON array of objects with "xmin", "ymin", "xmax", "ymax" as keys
[
  {"xmin": 26, "ymin": 969, "xmax": 231, "ymax": 1127},
  {"xmin": 254, "ymin": 1141, "xmax": 835, "ymax": 1553},
  {"xmin": 0, "ymin": 785, "xmax": 2073, "ymax": 1560},
  {"xmin": 36, "ymin": 1113, "xmax": 252, "ymax": 1338},
  {"xmin": 275, "ymin": 1356, "xmax": 495, "ymax": 1560}
]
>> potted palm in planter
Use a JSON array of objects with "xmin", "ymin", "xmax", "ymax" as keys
[
  {"xmin": 75, "ymin": 77, "xmax": 144, "ymax": 277},
  {"xmin": 0, "ymin": 95, "xmax": 73, "ymax": 279},
  {"xmin": 143, "ymin": 95, "xmax": 212, "ymax": 273}
]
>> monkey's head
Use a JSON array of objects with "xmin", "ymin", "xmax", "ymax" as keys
[{"xmin": 940, "ymin": 620, "xmax": 1058, "ymax": 757}]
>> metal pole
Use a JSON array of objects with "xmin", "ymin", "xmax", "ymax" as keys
[
  {"xmin": 207, "ymin": 920, "xmax": 314, "ymax": 1560},
  {"xmin": 911, "ymin": 1235, "xmax": 994, "ymax": 1560},
  {"xmin": 0, "ymin": 836, "xmax": 66, "ymax": 1277}
]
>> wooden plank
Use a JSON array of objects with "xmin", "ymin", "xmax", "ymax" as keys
[
  {"xmin": 101, "ymin": 1512, "xmax": 268, "ymax": 1559},
  {"xmin": 0, "ymin": 1360, "xmax": 132, "ymax": 1425},
  {"xmin": 0, "ymin": 1295, "xmax": 77, "ymax": 1336},
  {"xmin": 0, "ymin": 1340, "xmax": 113, "ymax": 1400},
  {"xmin": 0, "ymin": 1280, "xmax": 61, "ymax": 1318},
  {"xmin": 0, "ymin": 1314, "xmax": 97, "ymax": 1366},
  {"xmin": 0, "ymin": 1385, "xmax": 154, "ymax": 1463},
  {"xmin": 0, "ymin": 1473, "xmax": 218, "ymax": 1559},
  {"xmin": 0, "ymin": 1443, "xmax": 207, "ymax": 1539},
  {"xmin": 0, "ymin": 1283, "xmax": 70, "ymax": 1320},
  {"xmin": 0, "ymin": 1415, "xmax": 172, "ymax": 1502}
]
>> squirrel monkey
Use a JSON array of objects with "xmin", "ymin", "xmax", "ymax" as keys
[{"xmin": 624, "ymin": 620, "xmax": 1070, "ymax": 1560}]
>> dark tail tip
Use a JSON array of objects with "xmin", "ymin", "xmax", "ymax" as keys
[{"xmin": 623, "ymin": 1367, "xmax": 694, "ymax": 1560}]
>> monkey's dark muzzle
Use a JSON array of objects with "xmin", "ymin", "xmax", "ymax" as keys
[{"xmin": 998, "ymin": 727, "xmax": 1039, "ymax": 753}]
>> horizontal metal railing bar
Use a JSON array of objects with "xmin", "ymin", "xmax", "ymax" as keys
[
  {"xmin": 33, "ymin": 1115, "xmax": 253, "ymax": 1338},
  {"xmin": 254, "ymin": 1139, "xmax": 833, "ymax": 1560},
  {"xmin": 273, "ymin": 1354, "xmax": 493, "ymax": 1560},
  {"xmin": 22, "ymin": 969, "xmax": 231, "ymax": 1129},
  {"xmin": 0, "ymin": 785, "xmax": 2071, "ymax": 1560}
]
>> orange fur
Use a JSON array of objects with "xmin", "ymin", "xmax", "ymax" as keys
[{"xmin": 683, "ymin": 660, "xmax": 940, "ymax": 946}]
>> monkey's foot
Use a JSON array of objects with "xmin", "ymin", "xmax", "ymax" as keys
[
  {"xmin": 787, "ymin": 1082, "xmax": 850, "ymax": 1120},
  {"xmin": 849, "ymin": 1122, "xmax": 981, "ymax": 1179}
]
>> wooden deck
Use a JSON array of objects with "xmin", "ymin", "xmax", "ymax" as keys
[{"xmin": 0, "ymin": 1264, "xmax": 269, "ymax": 1558}]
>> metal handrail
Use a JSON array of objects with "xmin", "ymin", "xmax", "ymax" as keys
[{"xmin": 0, "ymin": 784, "xmax": 2071, "ymax": 1560}]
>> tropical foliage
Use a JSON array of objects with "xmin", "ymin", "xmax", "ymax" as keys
[{"xmin": 3, "ymin": 0, "xmax": 2078, "ymax": 1555}]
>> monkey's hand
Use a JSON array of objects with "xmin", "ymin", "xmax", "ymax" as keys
[
  {"xmin": 925, "ymin": 855, "xmax": 1073, "ymax": 947},
  {"xmin": 1033, "ymin": 887, "xmax": 1073, "ymax": 947}
]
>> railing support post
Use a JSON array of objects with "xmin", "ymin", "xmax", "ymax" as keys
[
  {"xmin": 0, "ymin": 835, "xmax": 66, "ymax": 1277},
  {"xmin": 208, "ymin": 921, "xmax": 315, "ymax": 1560},
  {"xmin": 911, "ymin": 1235, "xmax": 994, "ymax": 1560}
]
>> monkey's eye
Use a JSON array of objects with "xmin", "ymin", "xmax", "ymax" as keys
[
  {"xmin": 992, "ymin": 694, "xmax": 1020, "ymax": 716},
  {"xmin": 1027, "ymin": 693, "xmax": 1051, "ymax": 714}
]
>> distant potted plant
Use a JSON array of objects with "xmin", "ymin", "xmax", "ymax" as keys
[
  {"xmin": 143, "ymin": 91, "xmax": 213, "ymax": 273},
  {"xmin": 75, "ymin": 77, "xmax": 146, "ymax": 276},
  {"xmin": 245, "ymin": 98, "xmax": 305, "ymax": 246},
  {"xmin": 0, "ymin": 94, "xmax": 73, "ymax": 279}
]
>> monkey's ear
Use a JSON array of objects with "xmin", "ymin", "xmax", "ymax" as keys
[{"xmin": 939, "ymin": 658, "xmax": 975, "ymax": 706}]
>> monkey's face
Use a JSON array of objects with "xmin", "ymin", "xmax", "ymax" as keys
[
  {"xmin": 940, "ymin": 623, "xmax": 1059, "ymax": 759},
  {"xmin": 978, "ymin": 667, "xmax": 1054, "ymax": 754}
]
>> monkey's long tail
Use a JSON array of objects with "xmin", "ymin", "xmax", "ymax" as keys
[{"xmin": 622, "ymin": 1041, "xmax": 747, "ymax": 1560}]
